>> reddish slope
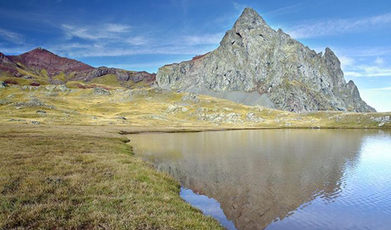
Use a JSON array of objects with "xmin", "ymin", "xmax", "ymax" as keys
[
  {"xmin": 7, "ymin": 47, "xmax": 94, "ymax": 75},
  {"xmin": 0, "ymin": 48, "xmax": 156, "ymax": 86}
]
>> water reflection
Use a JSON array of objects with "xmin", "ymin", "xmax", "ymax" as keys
[{"xmin": 128, "ymin": 130, "xmax": 391, "ymax": 230}]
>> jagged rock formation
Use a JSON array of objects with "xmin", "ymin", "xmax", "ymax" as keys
[
  {"xmin": 0, "ymin": 48, "xmax": 155, "ymax": 87},
  {"xmin": 157, "ymin": 8, "xmax": 375, "ymax": 112}
]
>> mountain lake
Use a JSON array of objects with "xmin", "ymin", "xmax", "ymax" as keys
[{"xmin": 127, "ymin": 129, "xmax": 391, "ymax": 230}]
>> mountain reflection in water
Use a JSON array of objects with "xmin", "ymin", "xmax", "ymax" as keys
[{"xmin": 128, "ymin": 129, "xmax": 391, "ymax": 230}]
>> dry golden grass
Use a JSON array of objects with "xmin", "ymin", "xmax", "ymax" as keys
[
  {"xmin": 0, "ymin": 85, "xmax": 389, "ymax": 129},
  {"xmin": 0, "ymin": 84, "xmax": 390, "ymax": 229},
  {"xmin": 0, "ymin": 124, "xmax": 223, "ymax": 229}
]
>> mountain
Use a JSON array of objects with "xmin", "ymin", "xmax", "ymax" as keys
[
  {"xmin": 0, "ymin": 47, "xmax": 155, "ymax": 87},
  {"xmin": 156, "ymin": 8, "xmax": 375, "ymax": 113}
]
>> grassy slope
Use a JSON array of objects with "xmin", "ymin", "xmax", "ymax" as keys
[
  {"xmin": 0, "ymin": 83, "xmax": 390, "ymax": 229},
  {"xmin": 0, "ymin": 124, "xmax": 223, "ymax": 229},
  {"xmin": 0, "ymin": 86, "xmax": 390, "ymax": 129}
]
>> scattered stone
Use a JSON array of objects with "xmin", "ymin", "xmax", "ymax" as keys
[
  {"xmin": 371, "ymin": 116, "xmax": 391, "ymax": 123},
  {"xmin": 36, "ymin": 110, "xmax": 46, "ymax": 114},
  {"xmin": 103, "ymin": 171, "xmax": 114, "ymax": 178},
  {"xmin": 9, "ymin": 118, "xmax": 26, "ymax": 122},
  {"xmin": 31, "ymin": 120, "xmax": 40, "ymax": 125},
  {"xmin": 46, "ymin": 92, "xmax": 59, "ymax": 97},
  {"xmin": 378, "ymin": 123, "xmax": 385, "ymax": 127},
  {"xmin": 115, "ymin": 116, "xmax": 127, "ymax": 120},
  {"xmin": 45, "ymin": 177, "xmax": 63, "ymax": 185},
  {"xmin": 246, "ymin": 112, "xmax": 263, "ymax": 122},
  {"xmin": 226, "ymin": 113, "xmax": 242, "ymax": 122},
  {"xmin": 0, "ymin": 81, "xmax": 7, "ymax": 88},
  {"xmin": 0, "ymin": 99, "xmax": 9, "ymax": 105},
  {"xmin": 181, "ymin": 93, "xmax": 200, "ymax": 103},
  {"xmin": 141, "ymin": 115, "xmax": 168, "ymax": 120},
  {"xmin": 131, "ymin": 89, "xmax": 148, "ymax": 96},
  {"xmin": 15, "ymin": 98, "xmax": 46, "ymax": 107},
  {"xmin": 166, "ymin": 104, "xmax": 189, "ymax": 113},
  {"xmin": 251, "ymin": 106, "xmax": 264, "ymax": 112},
  {"xmin": 93, "ymin": 87, "xmax": 111, "ymax": 95}
]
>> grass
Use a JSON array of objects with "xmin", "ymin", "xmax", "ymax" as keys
[
  {"xmin": 0, "ymin": 124, "xmax": 223, "ymax": 229},
  {"xmin": 89, "ymin": 74, "xmax": 122, "ymax": 87},
  {"xmin": 0, "ymin": 83, "xmax": 389, "ymax": 229},
  {"xmin": 0, "ymin": 85, "xmax": 390, "ymax": 129}
]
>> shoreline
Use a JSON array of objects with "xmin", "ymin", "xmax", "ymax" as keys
[
  {"xmin": 0, "ymin": 123, "xmax": 390, "ymax": 228},
  {"xmin": 0, "ymin": 124, "xmax": 224, "ymax": 229}
]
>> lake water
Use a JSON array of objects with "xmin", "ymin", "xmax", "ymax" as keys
[{"xmin": 127, "ymin": 129, "xmax": 391, "ymax": 230}]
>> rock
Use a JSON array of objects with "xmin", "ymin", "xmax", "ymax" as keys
[
  {"xmin": 378, "ymin": 122, "xmax": 385, "ymax": 127},
  {"xmin": 371, "ymin": 116, "xmax": 391, "ymax": 123},
  {"xmin": 226, "ymin": 113, "xmax": 242, "ymax": 122},
  {"xmin": 9, "ymin": 118, "xmax": 26, "ymax": 122},
  {"xmin": 141, "ymin": 115, "xmax": 168, "ymax": 120},
  {"xmin": 36, "ymin": 110, "xmax": 46, "ymax": 114},
  {"xmin": 166, "ymin": 104, "xmax": 189, "ymax": 113},
  {"xmin": 246, "ymin": 112, "xmax": 263, "ymax": 122},
  {"xmin": 46, "ymin": 92, "xmax": 59, "ymax": 97},
  {"xmin": 0, "ymin": 99, "xmax": 9, "ymax": 105},
  {"xmin": 115, "ymin": 116, "xmax": 126, "ymax": 120},
  {"xmin": 31, "ymin": 121, "xmax": 40, "ymax": 125},
  {"xmin": 156, "ymin": 8, "xmax": 375, "ymax": 113},
  {"xmin": 45, "ymin": 177, "xmax": 63, "ymax": 185},
  {"xmin": 15, "ymin": 98, "xmax": 46, "ymax": 107},
  {"xmin": 181, "ymin": 93, "xmax": 200, "ymax": 103},
  {"xmin": 0, "ymin": 81, "xmax": 7, "ymax": 88},
  {"xmin": 93, "ymin": 87, "xmax": 111, "ymax": 95}
]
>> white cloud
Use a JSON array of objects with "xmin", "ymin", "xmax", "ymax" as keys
[
  {"xmin": 263, "ymin": 4, "xmax": 302, "ymax": 17},
  {"xmin": 286, "ymin": 13, "xmax": 391, "ymax": 39},
  {"xmin": 365, "ymin": 86, "xmax": 391, "ymax": 91},
  {"xmin": 233, "ymin": 2, "xmax": 249, "ymax": 11},
  {"xmin": 0, "ymin": 28, "xmax": 24, "ymax": 44},
  {"xmin": 126, "ymin": 36, "xmax": 149, "ymax": 46},
  {"xmin": 375, "ymin": 57, "xmax": 385, "ymax": 66},
  {"xmin": 61, "ymin": 23, "xmax": 131, "ymax": 40},
  {"xmin": 182, "ymin": 33, "xmax": 224, "ymax": 45},
  {"xmin": 52, "ymin": 43, "xmax": 215, "ymax": 58},
  {"xmin": 339, "ymin": 56, "xmax": 355, "ymax": 69},
  {"xmin": 344, "ymin": 65, "xmax": 391, "ymax": 77},
  {"xmin": 105, "ymin": 23, "xmax": 131, "ymax": 33}
]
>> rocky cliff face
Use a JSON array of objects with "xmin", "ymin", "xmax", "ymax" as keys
[{"xmin": 157, "ymin": 8, "xmax": 375, "ymax": 112}]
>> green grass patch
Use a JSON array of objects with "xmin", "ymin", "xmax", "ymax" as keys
[{"xmin": 0, "ymin": 125, "xmax": 223, "ymax": 229}]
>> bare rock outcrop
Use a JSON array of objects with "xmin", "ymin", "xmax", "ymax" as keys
[{"xmin": 157, "ymin": 8, "xmax": 375, "ymax": 113}]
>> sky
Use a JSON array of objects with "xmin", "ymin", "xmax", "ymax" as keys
[{"xmin": 0, "ymin": 0, "xmax": 390, "ymax": 111}]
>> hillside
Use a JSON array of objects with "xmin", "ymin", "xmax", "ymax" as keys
[
  {"xmin": 0, "ymin": 84, "xmax": 389, "ymax": 129},
  {"xmin": 0, "ymin": 48, "xmax": 155, "ymax": 88}
]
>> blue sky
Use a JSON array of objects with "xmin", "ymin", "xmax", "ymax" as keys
[{"xmin": 0, "ymin": 0, "xmax": 390, "ymax": 111}]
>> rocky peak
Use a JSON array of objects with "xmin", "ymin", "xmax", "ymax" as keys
[
  {"xmin": 233, "ymin": 7, "xmax": 268, "ymax": 30},
  {"xmin": 157, "ymin": 8, "xmax": 375, "ymax": 113}
]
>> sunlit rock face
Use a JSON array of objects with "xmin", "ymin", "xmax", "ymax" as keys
[{"xmin": 157, "ymin": 8, "xmax": 375, "ymax": 113}]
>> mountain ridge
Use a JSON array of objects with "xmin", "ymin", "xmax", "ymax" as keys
[
  {"xmin": 157, "ymin": 8, "xmax": 375, "ymax": 113},
  {"xmin": 0, "ymin": 47, "xmax": 155, "ymax": 87}
]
